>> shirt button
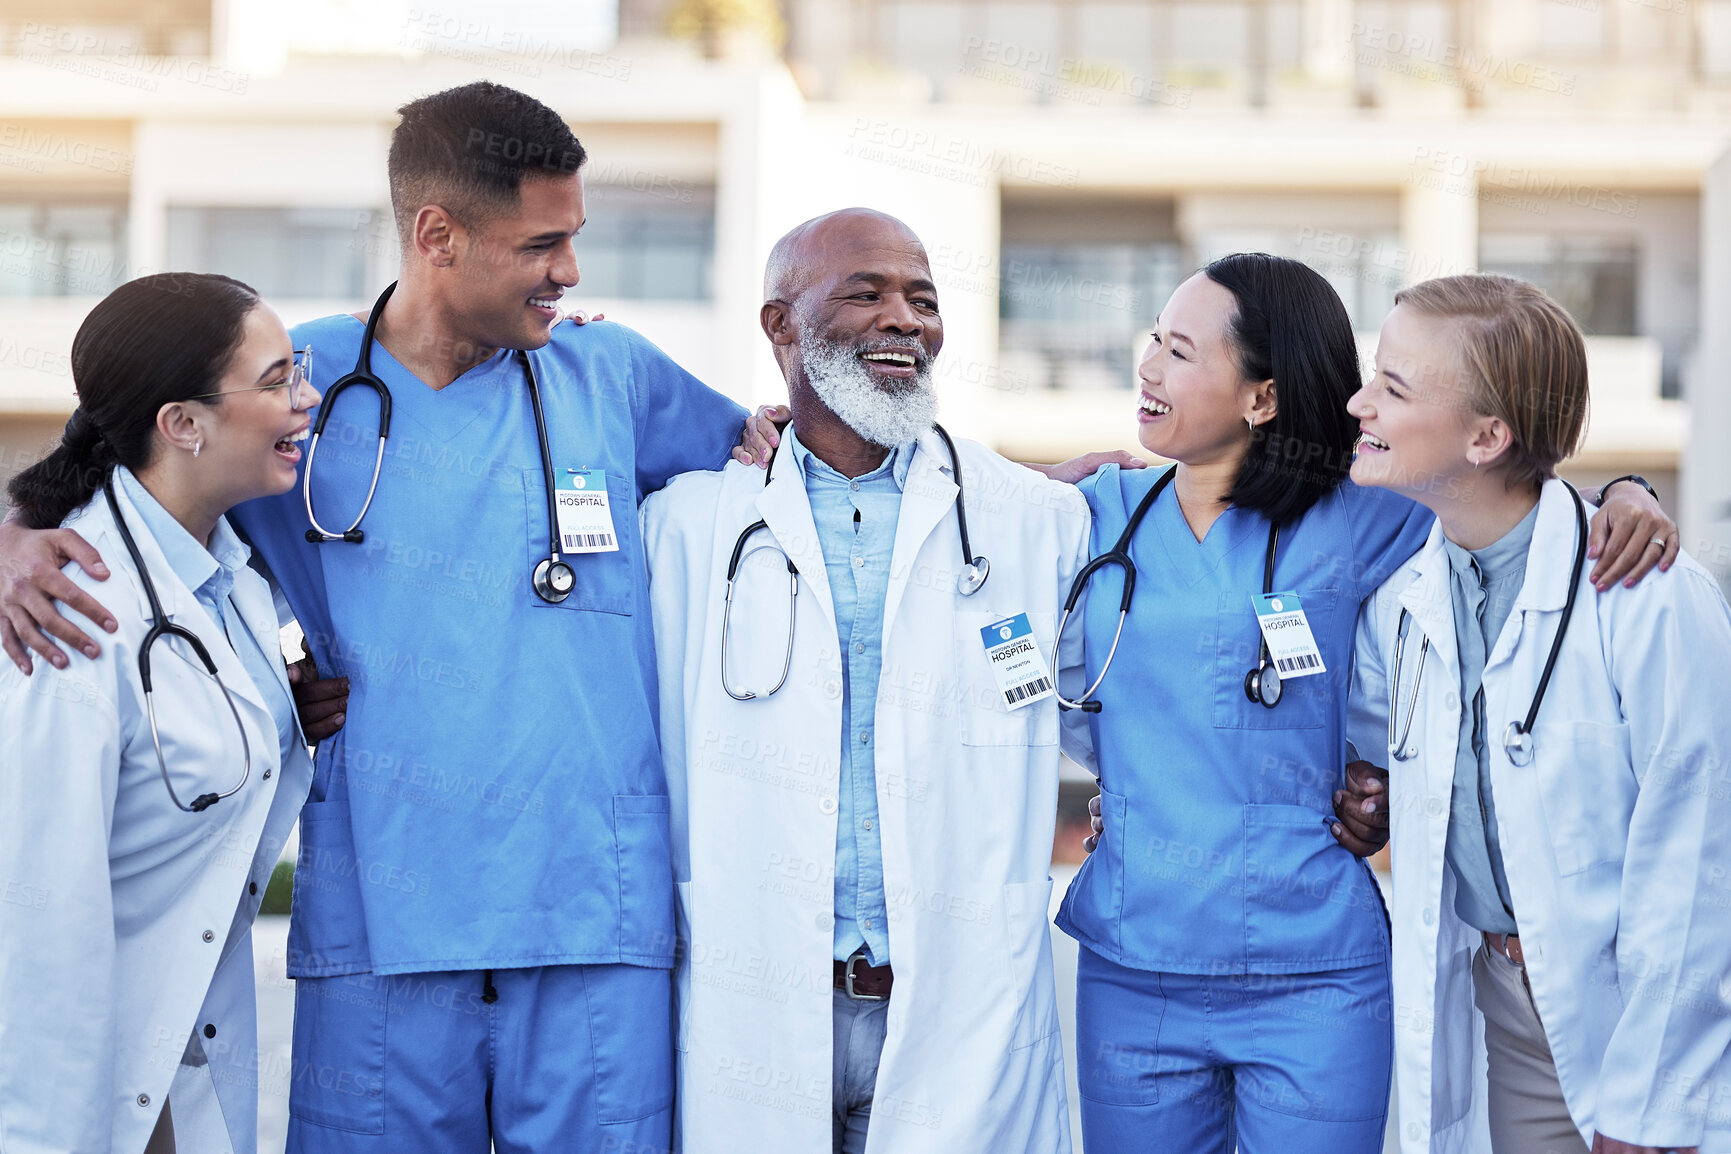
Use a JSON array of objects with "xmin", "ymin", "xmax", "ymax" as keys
[
  {"xmin": 203, "ymin": 1023, "xmax": 216, "ymax": 1039},
  {"xmin": 863, "ymin": 819, "xmax": 873, "ymax": 830},
  {"xmin": 820, "ymin": 796, "xmax": 838, "ymax": 815},
  {"xmin": 860, "ymin": 732, "xmax": 871, "ymax": 744},
  {"xmin": 855, "ymin": 642, "xmax": 866, "ymax": 654},
  {"xmin": 202, "ymin": 930, "xmax": 215, "ymax": 943},
  {"xmin": 850, "ymin": 481, "xmax": 860, "ymax": 492},
  {"xmin": 862, "ymin": 918, "xmax": 873, "ymax": 929},
  {"xmin": 853, "ymin": 556, "xmax": 865, "ymax": 568}
]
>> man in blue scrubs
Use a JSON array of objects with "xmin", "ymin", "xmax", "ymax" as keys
[{"xmin": 0, "ymin": 82, "xmax": 748, "ymax": 1152}]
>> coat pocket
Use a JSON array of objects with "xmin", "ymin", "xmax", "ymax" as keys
[
  {"xmin": 1003, "ymin": 878, "xmax": 1060, "ymax": 1050},
  {"xmin": 952, "ymin": 610, "xmax": 1059, "ymax": 747},
  {"xmin": 1531, "ymin": 720, "xmax": 1634, "ymax": 876}
]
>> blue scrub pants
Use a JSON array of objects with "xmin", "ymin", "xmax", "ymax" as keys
[
  {"xmin": 1074, "ymin": 946, "xmax": 1391, "ymax": 1154},
  {"xmin": 285, "ymin": 964, "xmax": 673, "ymax": 1154}
]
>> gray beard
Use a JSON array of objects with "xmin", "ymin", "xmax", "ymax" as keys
[{"xmin": 798, "ymin": 334, "xmax": 937, "ymax": 449}]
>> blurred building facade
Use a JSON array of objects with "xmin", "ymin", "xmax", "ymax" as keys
[{"xmin": 1, "ymin": 0, "xmax": 1728, "ymax": 582}]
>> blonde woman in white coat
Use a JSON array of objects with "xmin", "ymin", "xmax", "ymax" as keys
[
  {"xmin": 1345, "ymin": 274, "xmax": 1731, "ymax": 1154},
  {"xmin": 0, "ymin": 273, "xmax": 319, "ymax": 1153}
]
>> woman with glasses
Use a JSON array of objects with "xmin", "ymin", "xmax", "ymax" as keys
[{"xmin": 0, "ymin": 272, "xmax": 320, "ymax": 1153}]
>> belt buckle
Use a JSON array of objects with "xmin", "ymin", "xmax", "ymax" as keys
[{"xmin": 844, "ymin": 951, "xmax": 886, "ymax": 1002}]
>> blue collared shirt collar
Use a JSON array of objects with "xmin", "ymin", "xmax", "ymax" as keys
[
  {"xmin": 782, "ymin": 426, "xmax": 915, "ymax": 492},
  {"xmin": 115, "ymin": 466, "xmax": 252, "ymax": 612}
]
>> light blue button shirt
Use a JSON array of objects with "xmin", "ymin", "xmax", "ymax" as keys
[
  {"xmin": 784, "ymin": 429, "xmax": 913, "ymax": 967},
  {"xmin": 116, "ymin": 467, "xmax": 299, "ymax": 763},
  {"xmin": 1439, "ymin": 502, "xmax": 1539, "ymax": 935}
]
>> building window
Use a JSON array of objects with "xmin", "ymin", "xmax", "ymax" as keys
[
  {"xmin": 0, "ymin": 203, "xmax": 127, "ymax": 297},
  {"xmin": 575, "ymin": 184, "xmax": 715, "ymax": 301},
  {"xmin": 167, "ymin": 207, "xmax": 385, "ymax": 299},
  {"xmin": 1478, "ymin": 234, "xmax": 1638, "ymax": 337},
  {"xmin": 1000, "ymin": 243, "xmax": 1184, "ymax": 389}
]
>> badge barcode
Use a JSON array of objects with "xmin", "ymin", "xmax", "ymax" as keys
[
  {"xmin": 1003, "ymin": 677, "xmax": 1052, "ymax": 706},
  {"xmin": 561, "ymin": 532, "xmax": 616, "ymax": 550},
  {"xmin": 1275, "ymin": 653, "xmax": 1321, "ymax": 674}
]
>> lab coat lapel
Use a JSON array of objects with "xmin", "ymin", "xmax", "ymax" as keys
[
  {"xmin": 752, "ymin": 443, "xmax": 836, "ymax": 629},
  {"xmin": 1489, "ymin": 480, "xmax": 1580, "ymax": 669},
  {"xmin": 883, "ymin": 430, "xmax": 957, "ymax": 631},
  {"xmin": 1396, "ymin": 525, "xmax": 1460, "ymax": 682}
]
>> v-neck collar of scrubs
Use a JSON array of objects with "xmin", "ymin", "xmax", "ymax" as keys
[
  {"xmin": 1140, "ymin": 484, "xmax": 1264, "ymax": 591},
  {"xmin": 361, "ymin": 316, "xmax": 520, "ymax": 444}
]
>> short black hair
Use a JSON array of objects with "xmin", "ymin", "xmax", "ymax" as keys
[
  {"xmin": 388, "ymin": 81, "xmax": 587, "ymax": 242},
  {"xmin": 1206, "ymin": 252, "xmax": 1362, "ymax": 526}
]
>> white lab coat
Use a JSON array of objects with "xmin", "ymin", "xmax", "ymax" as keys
[
  {"xmin": 0, "ymin": 480, "xmax": 313, "ymax": 1154},
  {"xmin": 643, "ymin": 430, "xmax": 1089, "ymax": 1154},
  {"xmin": 1348, "ymin": 479, "xmax": 1731, "ymax": 1154}
]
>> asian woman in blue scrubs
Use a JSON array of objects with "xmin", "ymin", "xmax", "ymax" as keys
[{"xmin": 1057, "ymin": 253, "xmax": 1675, "ymax": 1154}]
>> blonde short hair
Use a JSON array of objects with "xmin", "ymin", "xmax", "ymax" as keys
[{"xmin": 1394, "ymin": 274, "xmax": 1589, "ymax": 492}]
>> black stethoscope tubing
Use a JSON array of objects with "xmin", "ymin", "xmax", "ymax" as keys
[
  {"xmin": 720, "ymin": 422, "xmax": 983, "ymax": 702},
  {"xmin": 300, "ymin": 281, "xmax": 575, "ymax": 605},
  {"xmin": 1390, "ymin": 484, "xmax": 1588, "ymax": 766},
  {"xmin": 102, "ymin": 475, "xmax": 253, "ymax": 812},
  {"xmin": 1052, "ymin": 465, "xmax": 1283, "ymax": 713}
]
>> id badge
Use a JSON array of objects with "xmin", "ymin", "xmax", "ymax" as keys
[
  {"xmin": 1251, "ymin": 592, "xmax": 1326, "ymax": 678},
  {"xmin": 979, "ymin": 612, "xmax": 1055, "ymax": 710},
  {"xmin": 554, "ymin": 469, "xmax": 619, "ymax": 554}
]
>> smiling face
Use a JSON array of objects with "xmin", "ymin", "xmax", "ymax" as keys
[
  {"xmin": 774, "ymin": 212, "xmax": 944, "ymax": 448},
  {"xmin": 446, "ymin": 171, "xmax": 584, "ymax": 352},
  {"xmin": 188, "ymin": 304, "xmax": 322, "ymax": 507},
  {"xmin": 1346, "ymin": 303, "xmax": 1484, "ymax": 503},
  {"xmin": 1134, "ymin": 272, "xmax": 1271, "ymax": 467}
]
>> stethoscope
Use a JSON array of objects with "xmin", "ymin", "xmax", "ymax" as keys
[
  {"xmin": 301, "ymin": 282, "xmax": 576, "ymax": 604},
  {"xmin": 1388, "ymin": 484, "xmax": 1587, "ymax": 767},
  {"xmin": 720, "ymin": 422, "xmax": 985, "ymax": 702},
  {"xmin": 1052, "ymin": 466, "xmax": 1284, "ymax": 713},
  {"xmin": 102, "ymin": 476, "xmax": 252, "ymax": 813}
]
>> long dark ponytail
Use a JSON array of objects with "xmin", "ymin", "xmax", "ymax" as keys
[{"xmin": 7, "ymin": 272, "xmax": 260, "ymax": 529}]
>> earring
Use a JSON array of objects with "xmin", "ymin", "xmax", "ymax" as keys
[
  {"xmin": 192, "ymin": 439, "xmax": 202, "ymax": 459},
  {"xmin": 1471, "ymin": 457, "xmax": 1479, "ymax": 471},
  {"xmin": 1246, "ymin": 416, "xmax": 1255, "ymax": 432}
]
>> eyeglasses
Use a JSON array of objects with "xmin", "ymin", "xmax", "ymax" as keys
[{"xmin": 187, "ymin": 346, "xmax": 314, "ymax": 410}]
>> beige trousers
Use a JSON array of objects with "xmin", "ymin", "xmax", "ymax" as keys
[
  {"xmin": 1472, "ymin": 942, "xmax": 1590, "ymax": 1154},
  {"xmin": 142, "ymin": 1097, "xmax": 175, "ymax": 1154}
]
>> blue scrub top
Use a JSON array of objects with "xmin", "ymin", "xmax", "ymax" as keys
[
  {"xmin": 233, "ymin": 316, "xmax": 746, "ymax": 977},
  {"xmin": 1055, "ymin": 466, "xmax": 1432, "ymax": 975}
]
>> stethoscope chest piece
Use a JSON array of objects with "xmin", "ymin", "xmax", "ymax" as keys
[
  {"xmin": 958, "ymin": 556, "xmax": 989, "ymax": 597},
  {"xmin": 1503, "ymin": 722, "xmax": 1536, "ymax": 766},
  {"xmin": 1244, "ymin": 661, "xmax": 1283, "ymax": 708},
  {"xmin": 534, "ymin": 557, "xmax": 576, "ymax": 603}
]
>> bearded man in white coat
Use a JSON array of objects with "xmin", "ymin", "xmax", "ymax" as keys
[{"xmin": 641, "ymin": 208, "xmax": 1093, "ymax": 1154}]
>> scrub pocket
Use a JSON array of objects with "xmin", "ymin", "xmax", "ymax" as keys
[
  {"xmin": 613, "ymin": 795, "xmax": 677, "ymax": 963},
  {"xmin": 288, "ymin": 799, "xmax": 371, "ymax": 976},
  {"xmin": 1075, "ymin": 948, "xmax": 1165, "ymax": 1106},
  {"xmin": 1211, "ymin": 588, "xmax": 1339, "ymax": 731},
  {"xmin": 522, "ymin": 468, "xmax": 636, "ymax": 616},
  {"xmin": 582, "ymin": 964, "xmax": 676, "ymax": 1124},
  {"xmin": 288, "ymin": 973, "xmax": 388, "ymax": 1134},
  {"xmin": 1242, "ymin": 804, "xmax": 1347, "ymax": 959}
]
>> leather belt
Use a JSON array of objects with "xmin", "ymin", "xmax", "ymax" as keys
[
  {"xmin": 1484, "ymin": 930, "xmax": 1525, "ymax": 967},
  {"xmin": 834, "ymin": 953, "xmax": 893, "ymax": 1001}
]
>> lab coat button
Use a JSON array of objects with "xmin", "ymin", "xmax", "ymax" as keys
[
  {"xmin": 1422, "ymin": 908, "xmax": 1436, "ymax": 926},
  {"xmin": 202, "ymin": 929, "xmax": 215, "ymax": 943},
  {"xmin": 250, "ymin": 881, "xmax": 258, "ymax": 895},
  {"xmin": 820, "ymin": 796, "xmax": 838, "ymax": 815},
  {"xmin": 815, "ymin": 912, "xmax": 833, "ymax": 930},
  {"xmin": 824, "ymin": 679, "xmax": 841, "ymax": 699},
  {"xmin": 263, "ymin": 769, "xmax": 271, "ymax": 780},
  {"xmin": 204, "ymin": 1023, "xmax": 216, "ymax": 1039},
  {"xmin": 137, "ymin": 1094, "xmax": 150, "ymax": 1107},
  {"xmin": 1444, "ymin": 691, "xmax": 1459, "ymax": 711}
]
